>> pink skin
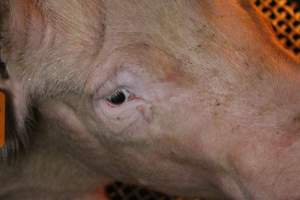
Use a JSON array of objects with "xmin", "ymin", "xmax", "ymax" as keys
[{"xmin": 2, "ymin": 0, "xmax": 300, "ymax": 199}]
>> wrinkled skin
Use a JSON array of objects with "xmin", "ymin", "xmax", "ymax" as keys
[{"xmin": 1, "ymin": 0, "xmax": 300, "ymax": 199}]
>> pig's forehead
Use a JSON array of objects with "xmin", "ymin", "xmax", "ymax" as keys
[
  {"xmin": 100, "ymin": 1, "xmax": 273, "ymax": 65},
  {"xmin": 98, "ymin": 1, "xmax": 277, "ymax": 75},
  {"xmin": 103, "ymin": 1, "xmax": 218, "ymax": 50},
  {"xmin": 100, "ymin": 0, "xmax": 296, "ymax": 75}
]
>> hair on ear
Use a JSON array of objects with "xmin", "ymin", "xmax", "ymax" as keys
[
  {"xmin": 0, "ymin": 88, "xmax": 39, "ymax": 164},
  {"xmin": 0, "ymin": 0, "xmax": 40, "ymax": 165}
]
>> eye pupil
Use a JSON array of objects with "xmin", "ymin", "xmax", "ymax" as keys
[{"xmin": 108, "ymin": 90, "xmax": 126, "ymax": 105}]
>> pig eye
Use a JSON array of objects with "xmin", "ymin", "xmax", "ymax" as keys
[{"xmin": 106, "ymin": 88, "xmax": 131, "ymax": 106}]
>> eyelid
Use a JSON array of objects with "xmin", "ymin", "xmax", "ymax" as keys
[{"xmin": 94, "ymin": 79, "xmax": 118, "ymax": 100}]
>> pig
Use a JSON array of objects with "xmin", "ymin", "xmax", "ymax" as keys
[{"xmin": 1, "ymin": 0, "xmax": 300, "ymax": 199}]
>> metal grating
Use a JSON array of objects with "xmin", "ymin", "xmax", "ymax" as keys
[
  {"xmin": 253, "ymin": 0, "xmax": 300, "ymax": 59},
  {"xmin": 106, "ymin": 182, "xmax": 174, "ymax": 200},
  {"xmin": 105, "ymin": 182, "xmax": 202, "ymax": 200}
]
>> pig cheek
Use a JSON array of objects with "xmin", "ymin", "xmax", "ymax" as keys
[{"xmin": 93, "ymin": 100, "xmax": 153, "ymax": 137}]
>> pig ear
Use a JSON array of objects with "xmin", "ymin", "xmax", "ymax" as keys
[
  {"xmin": 0, "ymin": 1, "xmax": 39, "ymax": 163},
  {"xmin": 0, "ymin": 66, "xmax": 38, "ymax": 163},
  {"xmin": 0, "ymin": 60, "xmax": 38, "ymax": 163},
  {"xmin": 0, "ymin": 0, "xmax": 8, "ymax": 28},
  {"xmin": 0, "ymin": 0, "xmax": 8, "ymax": 50},
  {"xmin": 1, "ymin": 0, "xmax": 44, "ymax": 59}
]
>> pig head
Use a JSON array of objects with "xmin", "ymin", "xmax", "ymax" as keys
[{"xmin": 2, "ymin": 0, "xmax": 300, "ymax": 199}]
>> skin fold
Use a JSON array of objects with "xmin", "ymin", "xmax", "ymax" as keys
[{"xmin": 1, "ymin": 0, "xmax": 300, "ymax": 199}]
